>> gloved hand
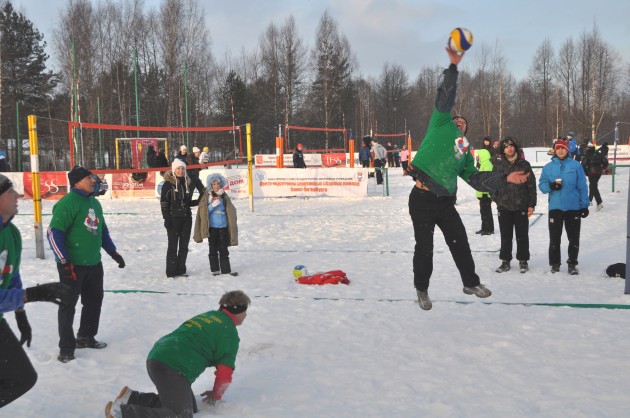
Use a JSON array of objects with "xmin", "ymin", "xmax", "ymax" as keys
[
  {"xmin": 60, "ymin": 262, "xmax": 76, "ymax": 280},
  {"xmin": 549, "ymin": 181, "xmax": 562, "ymax": 191},
  {"xmin": 25, "ymin": 282, "xmax": 73, "ymax": 306},
  {"xmin": 580, "ymin": 208, "xmax": 589, "ymax": 218},
  {"xmin": 15, "ymin": 310, "xmax": 32, "ymax": 347},
  {"xmin": 406, "ymin": 164, "xmax": 419, "ymax": 180},
  {"xmin": 211, "ymin": 198, "xmax": 221, "ymax": 207},
  {"xmin": 164, "ymin": 219, "xmax": 172, "ymax": 229},
  {"xmin": 111, "ymin": 252, "xmax": 126, "ymax": 268}
]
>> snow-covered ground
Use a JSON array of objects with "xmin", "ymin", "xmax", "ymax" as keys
[{"xmin": 4, "ymin": 166, "xmax": 630, "ymax": 417}]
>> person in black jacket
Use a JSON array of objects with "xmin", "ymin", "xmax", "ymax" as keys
[
  {"xmin": 186, "ymin": 146, "xmax": 205, "ymax": 194},
  {"xmin": 581, "ymin": 142, "xmax": 608, "ymax": 210},
  {"xmin": 491, "ymin": 137, "xmax": 537, "ymax": 273},
  {"xmin": 160, "ymin": 159, "xmax": 198, "ymax": 278},
  {"xmin": 293, "ymin": 143, "xmax": 306, "ymax": 168},
  {"xmin": 146, "ymin": 145, "xmax": 158, "ymax": 168}
]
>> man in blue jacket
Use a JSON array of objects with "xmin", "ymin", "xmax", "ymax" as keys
[{"xmin": 539, "ymin": 139, "xmax": 589, "ymax": 275}]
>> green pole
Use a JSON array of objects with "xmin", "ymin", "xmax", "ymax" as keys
[
  {"xmin": 134, "ymin": 49, "xmax": 140, "ymax": 127},
  {"xmin": 15, "ymin": 101, "xmax": 21, "ymax": 171},
  {"xmin": 184, "ymin": 61, "xmax": 190, "ymax": 148},
  {"xmin": 98, "ymin": 97, "xmax": 103, "ymax": 167}
]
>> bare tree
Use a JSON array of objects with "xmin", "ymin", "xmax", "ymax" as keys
[{"xmin": 529, "ymin": 38, "xmax": 555, "ymax": 143}]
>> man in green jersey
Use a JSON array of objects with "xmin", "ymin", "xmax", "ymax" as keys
[{"xmin": 105, "ymin": 290, "xmax": 251, "ymax": 418}]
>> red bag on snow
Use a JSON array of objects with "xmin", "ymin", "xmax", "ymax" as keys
[{"xmin": 296, "ymin": 270, "xmax": 350, "ymax": 285}]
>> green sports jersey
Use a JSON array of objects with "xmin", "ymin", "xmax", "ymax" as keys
[
  {"xmin": 410, "ymin": 108, "xmax": 476, "ymax": 194},
  {"xmin": 147, "ymin": 309, "xmax": 240, "ymax": 383},
  {"xmin": 49, "ymin": 191, "xmax": 107, "ymax": 266},
  {"xmin": 0, "ymin": 223, "xmax": 22, "ymax": 320}
]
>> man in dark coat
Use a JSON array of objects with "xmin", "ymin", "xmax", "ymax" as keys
[
  {"xmin": 491, "ymin": 137, "xmax": 537, "ymax": 273},
  {"xmin": 293, "ymin": 144, "xmax": 306, "ymax": 168}
]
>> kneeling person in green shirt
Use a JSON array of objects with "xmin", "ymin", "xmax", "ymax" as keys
[{"xmin": 105, "ymin": 290, "xmax": 251, "ymax": 418}]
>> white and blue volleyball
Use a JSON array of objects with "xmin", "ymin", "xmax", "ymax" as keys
[
  {"xmin": 293, "ymin": 265, "xmax": 308, "ymax": 279},
  {"xmin": 448, "ymin": 27, "xmax": 473, "ymax": 53}
]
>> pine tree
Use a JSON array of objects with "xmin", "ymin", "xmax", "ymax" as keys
[{"xmin": 0, "ymin": 1, "xmax": 58, "ymax": 161}]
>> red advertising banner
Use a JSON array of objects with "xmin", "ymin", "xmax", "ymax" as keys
[
  {"xmin": 23, "ymin": 172, "xmax": 69, "ymax": 200},
  {"xmin": 321, "ymin": 153, "xmax": 347, "ymax": 167},
  {"xmin": 111, "ymin": 172, "xmax": 156, "ymax": 198}
]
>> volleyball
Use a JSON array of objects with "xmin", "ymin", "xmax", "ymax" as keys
[
  {"xmin": 448, "ymin": 27, "xmax": 473, "ymax": 53},
  {"xmin": 293, "ymin": 265, "xmax": 308, "ymax": 279}
]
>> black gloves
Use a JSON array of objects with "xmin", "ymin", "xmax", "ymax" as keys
[
  {"xmin": 60, "ymin": 263, "xmax": 76, "ymax": 280},
  {"xmin": 15, "ymin": 310, "xmax": 32, "ymax": 347},
  {"xmin": 25, "ymin": 282, "xmax": 72, "ymax": 306},
  {"xmin": 111, "ymin": 252, "xmax": 126, "ymax": 268},
  {"xmin": 164, "ymin": 219, "xmax": 172, "ymax": 229},
  {"xmin": 406, "ymin": 164, "xmax": 419, "ymax": 180},
  {"xmin": 580, "ymin": 208, "xmax": 589, "ymax": 218},
  {"xmin": 549, "ymin": 181, "xmax": 562, "ymax": 191}
]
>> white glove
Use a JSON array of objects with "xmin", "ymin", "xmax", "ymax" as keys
[{"xmin": 211, "ymin": 198, "xmax": 220, "ymax": 207}]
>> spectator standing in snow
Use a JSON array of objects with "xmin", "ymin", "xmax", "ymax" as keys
[
  {"xmin": 406, "ymin": 47, "xmax": 530, "ymax": 310},
  {"xmin": 186, "ymin": 146, "xmax": 205, "ymax": 195},
  {"xmin": 359, "ymin": 143, "xmax": 371, "ymax": 168},
  {"xmin": 193, "ymin": 173, "xmax": 238, "ymax": 276},
  {"xmin": 146, "ymin": 145, "xmax": 158, "ymax": 168},
  {"xmin": 0, "ymin": 175, "xmax": 72, "ymax": 407},
  {"xmin": 292, "ymin": 143, "xmax": 307, "ymax": 168},
  {"xmin": 475, "ymin": 146, "xmax": 494, "ymax": 235},
  {"xmin": 200, "ymin": 146, "xmax": 210, "ymax": 164},
  {"xmin": 491, "ymin": 137, "xmax": 537, "ymax": 274},
  {"xmin": 539, "ymin": 139, "xmax": 589, "ymax": 275},
  {"xmin": 174, "ymin": 145, "xmax": 188, "ymax": 165},
  {"xmin": 567, "ymin": 132, "xmax": 579, "ymax": 160},
  {"xmin": 581, "ymin": 142, "xmax": 608, "ymax": 210},
  {"xmin": 104, "ymin": 290, "xmax": 251, "ymax": 418},
  {"xmin": 399, "ymin": 144, "xmax": 410, "ymax": 175},
  {"xmin": 161, "ymin": 159, "xmax": 198, "ymax": 278},
  {"xmin": 369, "ymin": 137, "xmax": 387, "ymax": 185},
  {"xmin": 47, "ymin": 166, "xmax": 126, "ymax": 363}
]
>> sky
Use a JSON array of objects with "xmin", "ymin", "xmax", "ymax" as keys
[
  {"xmin": 14, "ymin": 0, "xmax": 630, "ymax": 80},
  {"xmin": 3, "ymin": 155, "xmax": 630, "ymax": 417}
]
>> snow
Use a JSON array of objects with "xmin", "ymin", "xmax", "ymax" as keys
[{"xmin": 4, "ymin": 166, "xmax": 630, "ymax": 417}]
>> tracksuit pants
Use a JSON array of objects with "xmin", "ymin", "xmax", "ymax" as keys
[
  {"xmin": 478, "ymin": 195, "xmax": 494, "ymax": 233},
  {"xmin": 498, "ymin": 209, "xmax": 530, "ymax": 261},
  {"xmin": 548, "ymin": 209, "xmax": 581, "ymax": 266},
  {"xmin": 0, "ymin": 319, "xmax": 37, "ymax": 408}
]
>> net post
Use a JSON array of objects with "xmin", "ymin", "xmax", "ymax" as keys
[
  {"xmin": 348, "ymin": 139, "xmax": 355, "ymax": 168},
  {"xmin": 276, "ymin": 137, "xmax": 284, "ymax": 168},
  {"xmin": 246, "ymin": 123, "xmax": 254, "ymax": 212},
  {"xmin": 28, "ymin": 115, "xmax": 45, "ymax": 259}
]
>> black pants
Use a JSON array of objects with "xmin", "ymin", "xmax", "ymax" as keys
[
  {"xmin": 0, "ymin": 319, "xmax": 37, "ymax": 409},
  {"xmin": 166, "ymin": 216, "xmax": 192, "ymax": 277},
  {"xmin": 58, "ymin": 262, "xmax": 104, "ymax": 356},
  {"xmin": 588, "ymin": 174, "xmax": 602, "ymax": 205},
  {"xmin": 401, "ymin": 161, "xmax": 409, "ymax": 174},
  {"xmin": 498, "ymin": 209, "xmax": 530, "ymax": 261},
  {"xmin": 374, "ymin": 159, "xmax": 385, "ymax": 184},
  {"xmin": 121, "ymin": 359, "xmax": 197, "ymax": 418},
  {"xmin": 360, "ymin": 160, "xmax": 370, "ymax": 168},
  {"xmin": 208, "ymin": 227, "xmax": 231, "ymax": 274},
  {"xmin": 188, "ymin": 173, "xmax": 205, "ymax": 195},
  {"xmin": 478, "ymin": 195, "xmax": 494, "ymax": 233},
  {"xmin": 548, "ymin": 209, "xmax": 581, "ymax": 266},
  {"xmin": 409, "ymin": 186, "xmax": 480, "ymax": 291}
]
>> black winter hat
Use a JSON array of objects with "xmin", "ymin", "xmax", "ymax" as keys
[
  {"xmin": 68, "ymin": 165, "xmax": 92, "ymax": 187},
  {"xmin": 0, "ymin": 174, "xmax": 13, "ymax": 195}
]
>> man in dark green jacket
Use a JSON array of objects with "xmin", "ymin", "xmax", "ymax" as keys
[
  {"xmin": 47, "ymin": 166, "xmax": 126, "ymax": 363},
  {"xmin": 105, "ymin": 290, "xmax": 251, "ymax": 418},
  {"xmin": 407, "ymin": 47, "xmax": 529, "ymax": 310}
]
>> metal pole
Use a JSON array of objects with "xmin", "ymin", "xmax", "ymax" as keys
[
  {"xmin": 98, "ymin": 97, "xmax": 103, "ymax": 167},
  {"xmin": 184, "ymin": 61, "xmax": 190, "ymax": 148},
  {"xmin": 613, "ymin": 122, "xmax": 619, "ymax": 192},
  {"xmin": 28, "ymin": 115, "xmax": 45, "ymax": 259},
  {"xmin": 15, "ymin": 101, "xmax": 21, "ymax": 171},
  {"xmin": 246, "ymin": 123, "xmax": 254, "ymax": 212},
  {"xmin": 230, "ymin": 95, "xmax": 236, "ymax": 159},
  {"xmin": 134, "ymin": 49, "xmax": 140, "ymax": 127},
  {"xmin": 72, "ymin": 39, "xmax": 79, "ymax": 165}
]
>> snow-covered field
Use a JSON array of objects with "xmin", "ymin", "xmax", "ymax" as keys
[{"xmin": 4, "ymin": 166, "xmax": 630, "ymax": 417}]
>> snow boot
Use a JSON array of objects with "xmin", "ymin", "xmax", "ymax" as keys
[
  {"xmin": 568, "ymin": 264, "xmax": 579, "ymax": 275},
  {"xmin": 463, "ymin": 284, "xmax": 492, "ymax": 298},
  {"xmin": 596, "ymin": 203, "xmax": 603, "ymax": 211},
  {"xmin": 57, "ymin": 353, "xmax": 75, "ymax": 363},
  {"xmin": 76, "ymin": 336, "xmax": 107, "ymax": 349},
  {"xmin": 496, "ymin": 260, "xmax": 511, "ymax": 273},
  {"xmin": 416, "ymin": 289, "xmax": 432, "ymax": 310},
  {"xmin": 519, "ymin": 261, "xmax": 529, "ymax": 273},
  {"xmin": 550, "ymin": 264, "xmax": 560, "ymax": 273}
]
